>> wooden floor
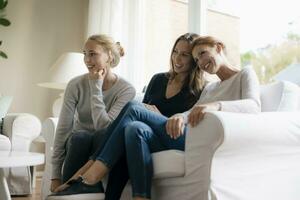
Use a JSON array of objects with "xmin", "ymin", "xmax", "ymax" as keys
[{"xmin": 12, "ymin": 177, "xmax": 42, "ymax": 200}]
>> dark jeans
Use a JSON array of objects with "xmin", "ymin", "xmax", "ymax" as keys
[
  {"xmin": 62, "ymin": 129, "xmax": 107, "ymax": 182},
  {"xmin": 92, "ymin": 100, "xmax": 186, "ymax": 199},
  {"xmin": 62, "ymin": 123, "xmax": 129, "ymax": 199}
]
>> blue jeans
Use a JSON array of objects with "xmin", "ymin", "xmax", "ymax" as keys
[
  {"xmin": 93, "ymin": 100, "xmax": 186, "ymax": 198},
  {"xmin": 104, "ymin": 156, "xmax": 129, "ymax": 200}
]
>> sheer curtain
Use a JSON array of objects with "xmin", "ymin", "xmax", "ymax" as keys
[
  {"xmin": 86, "ymin": 0, "xmax": 207, "ymax": 92},
  {"xmin": 87, "ymin": 0, "xmax": 146, "ymax": 92}
]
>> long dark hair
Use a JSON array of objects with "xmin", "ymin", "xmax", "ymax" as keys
[{"xmin": 168, "ymin": 33, "xmax": 205, "ymax": 101}]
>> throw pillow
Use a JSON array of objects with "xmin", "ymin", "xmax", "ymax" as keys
[
  {"xmin": 260, "ymin": 81, "xmax": 299, "ymax": 112},
  {"xmin": 277, "ymin": 81, "xmax": 300, "ymax": 111}
]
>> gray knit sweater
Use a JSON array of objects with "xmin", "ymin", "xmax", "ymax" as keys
[{"xmin": 51, "ymin": 74, "xmax": 135, "ymax": 179}]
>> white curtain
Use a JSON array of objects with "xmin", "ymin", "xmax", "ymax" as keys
[{"xmin": 87, "ymin": 0, "xmax": 146, "ymax": 92}]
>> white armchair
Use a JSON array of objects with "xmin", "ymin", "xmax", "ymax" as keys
[
  {"xmin": 152, "ymin": 111, "xmax": 300, "ymax": 200},
  {"xmin": 41, "ymin": 81, "xmax": 300, "ymax": 200},
  {"xmin": 153, "ymin": 81, "xmax": 300, "ymax": 200},
  {"xmin": 0, "ymin": 113, "xmax": 41, "ymax": 195}
]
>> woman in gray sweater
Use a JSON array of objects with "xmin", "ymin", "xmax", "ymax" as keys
[{"xmin": 50, "ymin": 34, "xmax": 136, "ymax": 192}]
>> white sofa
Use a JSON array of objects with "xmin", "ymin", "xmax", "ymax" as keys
[
  {"xmin": 41, "ymin": 81, "xmax": 300, "ymax": 200},
  {"xmin": 0, "ymin": 113, "xmax": 41, "ymax": 195}
]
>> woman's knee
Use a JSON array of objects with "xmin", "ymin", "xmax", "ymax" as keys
[
  {"xmin": 123, "ymin": 100, "xmax": 142, "ymax": 112},
  {"xmin": 125, "ymin": 102, "xmax": 146, "ymax": 118},
  {"xmin": 125, "ymin": 121, "xmax": 150, "ymax": 142},
  {"xmin": 68, "ymin": 131, "xmax": 93, "ymax": 146},
  {"xmin": 65, "ymin": 131, "xmax": 93, "ymax": 159}
]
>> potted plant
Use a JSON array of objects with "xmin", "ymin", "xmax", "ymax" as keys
[{"xmin": 0, "ymin": 0, "xmax": 10, "ymax": 59}]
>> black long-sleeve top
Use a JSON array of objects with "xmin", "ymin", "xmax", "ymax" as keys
[{"xmin": 142, "ymin": 73, "xmax": 201, "ymax": 117}]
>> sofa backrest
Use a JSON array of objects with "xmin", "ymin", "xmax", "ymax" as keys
[
  {"xmin": 260, "ymin": 81, "xmax": 300, "ymax": 112},
  {"xmin": 134, "ymin": 92, "xmax": 144, "ymax": 103},
  {"xmin": 135, "ymin": 82, "xmax": 300, "ymax": 112}
]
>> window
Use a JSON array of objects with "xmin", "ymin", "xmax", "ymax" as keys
[
  {"xmin": 143, "ymin": 0, "xmax": 241, "ymax": 85},
  {"xmin": 143, "ymin": 0, "xmax": 188, "ymax": 85},
  {"xmin": 208, "ymin": 0, "xmax": 300, "ymax": 83}
]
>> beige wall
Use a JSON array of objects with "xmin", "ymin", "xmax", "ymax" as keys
[
  {"xmin": 0, "ymin": 0, "xmax": 88, "ymax": 120},
  {"xmin": 144, "ymin": 0, "xmax": 188, "ymax": 85},
  {"xmin": 207, "ymin": 9, "xmax": 240, "ymax": 67}
]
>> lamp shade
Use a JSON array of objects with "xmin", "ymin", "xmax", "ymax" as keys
[{"xmin": 38, "ymin": 52, "xmax": 87, "ymax": 90}]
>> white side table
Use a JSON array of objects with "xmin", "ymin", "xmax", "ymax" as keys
[{"xmin": 0, "ymin": 151, "xmax": 44, "ymax": 200}]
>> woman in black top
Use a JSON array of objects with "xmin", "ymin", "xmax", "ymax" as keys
[
  {"xmin": 143, "ymin": 72, "xmax": 199, "ymax": 117},
  {"xmin": 103, "ymin": 33, "xmax": 204, "ymax": 199},
  {"xmin": 50, "ymin": 33, "xmax": 205, "ymax": 200}
]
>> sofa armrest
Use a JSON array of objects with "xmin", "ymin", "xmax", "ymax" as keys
[
  {"xmin": 41, "ymin": 117, "xmax": 58, "ymax": 176},
  {"xmin": 41, "ymin": 117, "xmax": 58, "ymax": 152},
  {"xmin": 0, "ymin": 134, "xmax": 11, "ymax": 150},
  {"xmin": 185, "ymin": 111, "xmax": 300, "ymax": 200},
  {"xmin": 179, "ymin": 112, "xmax": 224, "ymax": 194},
  {"xmin": 41, "ymin": 117, "xmax": 58, "ymax": 173},
  {"xmin": 3, "ymin": 113, "xmax": 42, "ymax": 151},
  {"xmin": 210, "ymin": 111, "xmax": 300, "ymax": 154},
  {"xmin": 41, "ymin": 117, "xmax": 58, "ymax": 200}
]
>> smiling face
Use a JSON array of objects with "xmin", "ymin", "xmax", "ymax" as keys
[
  {"xmin": 192, "ymin": 44, "xmax": 222, "ymax": 74},
  {"xmin": 171, "ymin": 40, "xmax": 194, "ymax": 75},
  {"xmin": 83, "ymin": 39, "xmax": 111, "ymax": 72}
]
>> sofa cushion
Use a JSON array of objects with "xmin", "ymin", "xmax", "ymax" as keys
[
  {"xmin": 0, "ymin": 134, "xmax": 11, "ymax": 150},
  {"xmin": 152, "ymin": 150, "xmax": 185, "ymax": 179},
  {"xmin": 134, "ymin": 92, "xmax": 144, "ymax": 102},
  {"xmin": 278, "ymin": 81, "xmax": 300, "ymax": 111},
  {"xmin": 260, "ymin": 81, "xmax": 300, "ymax": 112}
]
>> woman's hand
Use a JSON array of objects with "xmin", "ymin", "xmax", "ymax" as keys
[
  {"xmin": 89, "ymin": 68, "xmax": 107, "ymax": 80},
  {"xmin": 166, "ymin": 114, "xmax": 185, "ymax": 139},
  {"xmin": 143, "ymin": 103, "xmax": 161, "ymax": 114},
  {"xmin": 50, "ymin": 179, "xmax": 62, "ymax": 192},
  {"xmin": 188, "ymin": 102, "xmax": 221, "ymax": 127}
]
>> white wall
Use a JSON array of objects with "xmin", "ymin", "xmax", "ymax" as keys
[{"xmin": 0, "ymin": 0, "xmax": 88, "ymax": 120}]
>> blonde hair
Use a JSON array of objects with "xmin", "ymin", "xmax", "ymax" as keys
[
  {"xmin": 88, "ymin": 34, "xmax": 124, "ymax": 68},
  {"xmin": 192, "ymin": 36, "xmax": 226, "ymax": 54}
]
